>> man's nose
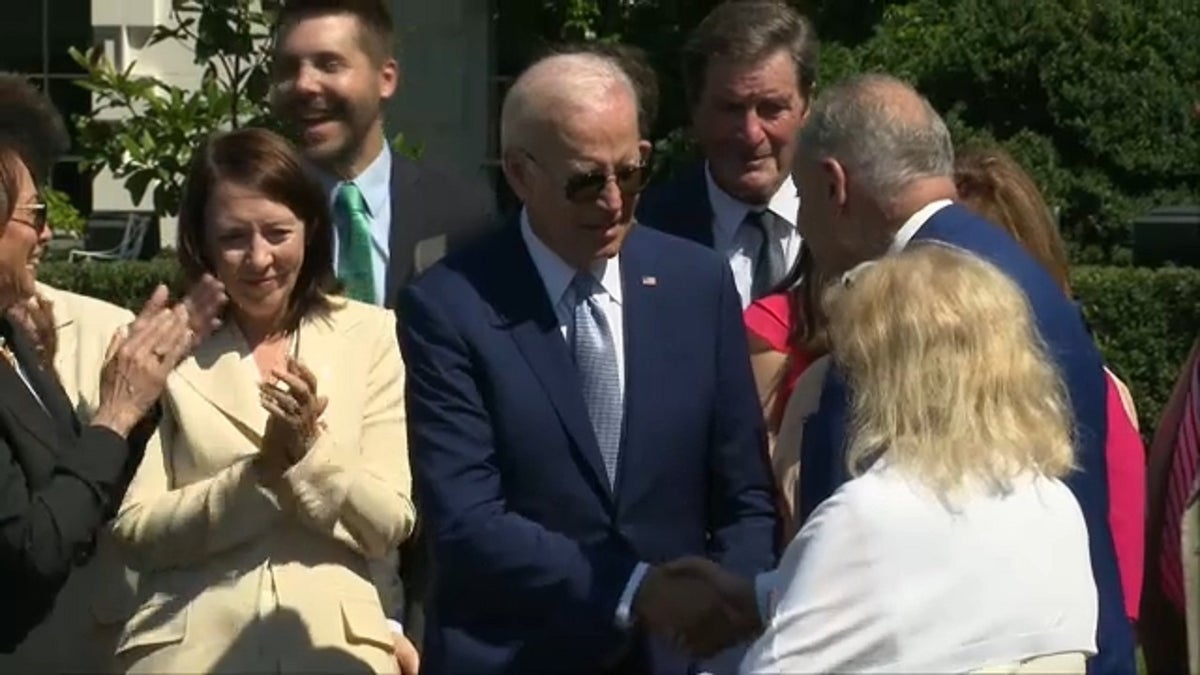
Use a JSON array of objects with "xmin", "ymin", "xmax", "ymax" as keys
[
  {"xmin": 737, "ymin": 110, "xmax": 767, "ymax": 146},
  {"xmin": 598, "ymin": 178, "xmax": 624, "ymax": 214}
]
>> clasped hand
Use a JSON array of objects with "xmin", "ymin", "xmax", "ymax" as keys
[
  {"xmin": 633, "ymin": 557, "xmax": 762, "ymax": 659},
  {"xmin": 256, "ymin": 357, "xmax": 327, "ymax": 483}
]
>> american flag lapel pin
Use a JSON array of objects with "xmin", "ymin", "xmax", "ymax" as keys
[{"xmin": 641, "ymin": 275, "xmax": 657, "ymax": 286}]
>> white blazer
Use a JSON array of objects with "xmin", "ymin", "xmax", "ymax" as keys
[{"xmin": 741, "ymin": 461, "xmax": 1098, "ymax": 674}]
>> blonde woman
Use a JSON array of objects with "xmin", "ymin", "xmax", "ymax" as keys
[{"xmin": 689, "ymin": 244, "xmax": 1098, "ymax": 673}]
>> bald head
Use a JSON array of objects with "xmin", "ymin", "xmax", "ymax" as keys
[
  {"xmin": 500, "ymin": 53, "xmax": 639, "ymax": 156},
  {"xmin": 797, "ymin": 74, "xmax": 953, "ymax": 203}
]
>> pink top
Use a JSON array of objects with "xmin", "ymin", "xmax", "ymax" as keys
[
  {"xmin": 1104, "ymin": 372, "xmax": 1145, "ymax": 622},
  {"xmin": 744, "ymin": 293, "xmax": 817, "ymax": 428}
]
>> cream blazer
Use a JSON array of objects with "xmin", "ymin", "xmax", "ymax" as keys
[
  {"xmin": 0, "ymin": 283, "xmax": 138, "ymax": 673},
  {"xmin": 109, "ymin": 298, "xmax": 414, "ymax": 674}
]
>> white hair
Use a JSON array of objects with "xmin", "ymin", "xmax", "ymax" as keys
[
  {"xmin": 798, "ymin": 73, "xmax": 954, "ymax": 202},
  {"xmin": 499, "ymin": 53, "xmax": 639, "ymax": 155}
]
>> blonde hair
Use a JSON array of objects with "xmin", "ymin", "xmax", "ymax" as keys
[{"xmin": 824, "ymin": 244, "xmax": 1075, "ymax": 498}]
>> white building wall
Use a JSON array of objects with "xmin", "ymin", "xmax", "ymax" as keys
[
  {"xmin": 389, "ymin": 0, "xmax": 493, "ymax": 191},
  {"xmin": 88, "ymin": 0, "xmax": 493, "ymax": 248},
  {"xmin": 90, "ymin": 0, "xmax": 206, "ymax": 247}
]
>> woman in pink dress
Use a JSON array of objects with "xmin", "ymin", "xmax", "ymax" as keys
[{"xmin": 744, "ymin": 247, "xmax": 829, "ymax": 538}]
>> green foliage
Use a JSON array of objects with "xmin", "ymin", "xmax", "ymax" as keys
[
  {"xmin": 501, "ymin": 0, "xmax": 1199, "ymax": 266},
  {"xmin": 43, "ymin": 188, "xmax": 86, "ymax": 237},
  {"xmin": 70, "ymin": 0, "xmax": 282, "ymax": 218},
  {"xmin": 390, "ymin": 132, "xmax": 425, "ymax": 160},
  {"xmin": 1073, "ymin": 265, "xmax": 1200, "ymax": 435},
  {"xmin": 840, "ymin": 0, "xmax": 1200, "ymax": 265},
  {"xmin": 39, "ymin": 258, "xmax": 182, "ymax": 311}
]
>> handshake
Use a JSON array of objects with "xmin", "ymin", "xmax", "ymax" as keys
[{"xmin": 632, "ymin": 557, "xmax": 763, "ymax": 658}]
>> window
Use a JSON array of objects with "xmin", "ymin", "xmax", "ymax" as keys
[{"xmin": 0, "ymin": 0, "xmax": 93, "ymax": 213}]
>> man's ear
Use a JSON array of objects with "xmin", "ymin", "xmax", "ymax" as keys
[
  {"xmin": 379, "ymin": 58, "xmax": 400, "ymax": 100},
  {"xmin": 502, "ymin": 152, "xmax": 533, "ymax": 204},
  {"xmin": 821, "ymin": 158, "xmax": 848, "ymax": 210}
]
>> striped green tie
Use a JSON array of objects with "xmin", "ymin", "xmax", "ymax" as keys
[{"xmin": 334, "ymin": 182, "xmax": 376, "ymax": 303}]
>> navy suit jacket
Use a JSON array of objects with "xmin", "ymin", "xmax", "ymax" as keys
[
  {"xmin": 398, "ymin": 219, "xmax": 779, "ymax": 674},
  {"xmin": 799, "ymin": 203, "xmax": 1135, "ymax": 675},
  {"xmin": 636, "ymin": 163, "xmax": 715, "ymax": 249}
]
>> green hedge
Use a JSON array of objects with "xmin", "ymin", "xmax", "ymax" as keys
[
  {"xmin": 37, "ymin": 259, "xmax": 1200, "ymax": 436},
  {"xmin": 1073, "ymin": 265, "xmax": 1200, "ymax": 435},
  {"xmin": 39, "ymin": 258, "xmax": 182, "ymax": 312}
]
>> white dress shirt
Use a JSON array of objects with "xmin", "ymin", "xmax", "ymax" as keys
[
  {"xmin": 520, "ymin": 211, "xmax": 626, "ymax": 395},
  {"xmin": 741, "ymin": 461, "xmax": 1099, "ymax": 674},
  {"xmin": 890, "ymin": 198, "xmax": 954, "ymax": 253},
  {"xmin": 839, "ymin": 199, "xmax": 956, "ymax": 286},
  {"xmin": 705, "ymin": 165, "xmax": 803, "ymax": 308},
  {"xmin": 519, "ymin": 211, "xmax": 644, "ymax": 626}
]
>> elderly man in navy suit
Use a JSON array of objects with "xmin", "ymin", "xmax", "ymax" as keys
[
  {"xmin": 789, "ymin": 75, "xmax": 1135, "ymax": 675},
  {"xmin": 637, "ymin": 1, "xmax": 817, "ymax": 308},
  {"xmin": 398, "ymin": 51, "xmax": 778, "ymax": 674}
]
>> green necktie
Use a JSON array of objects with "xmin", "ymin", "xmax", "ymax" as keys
[{"xmin": 334, "ymin": 182, "xmax": 377, "ymax": 303}]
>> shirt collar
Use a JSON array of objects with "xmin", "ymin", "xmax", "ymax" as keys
[
  {"xmin": 889, "ymin": 199, "xmax": 954, "ymax": 253},
  {"xmin": 315, "ymin": 141, "xmax": 392, "ymax": 218},
  {"xmin": 519, "ymin": 208, "xmax": 623, "ymax": 308},
  {"xmin": 704, "ymin": 162, "xmax": 801, "ymax": 246}
]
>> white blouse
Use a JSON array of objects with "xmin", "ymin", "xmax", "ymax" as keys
[{"xmin": 740, "ymin": 462, "xmax": 1099, "ymax": 674}]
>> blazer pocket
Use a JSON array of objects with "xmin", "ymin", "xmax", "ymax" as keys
[
  {"xmin": 340, "ymin": 598, "xmax": 394, "ymax": 651},
  {"xmin": 115, "ymin": 597, "xmax": 188, "ymax": 656}
]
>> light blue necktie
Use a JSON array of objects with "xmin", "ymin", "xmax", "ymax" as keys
[{"xmin": 569, "ymin": 273, "xmax": 623, "ymax": 485}]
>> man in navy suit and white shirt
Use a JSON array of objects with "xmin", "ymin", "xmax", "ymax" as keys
[
  {"xmin": 790, "ymin": 75, "xmax": 1136, "ymax": 675},
  {"xmin": 398, "ymin": 52, "xmax": 778, "ymax": 674},
  {"xmin": 637, "ymin": 1, "xmax": 817, "ymax": 308}
]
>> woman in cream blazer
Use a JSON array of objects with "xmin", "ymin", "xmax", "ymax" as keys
[{"xmin": 109, "ymin": 129, "xmax": 414, "ymax": 674}]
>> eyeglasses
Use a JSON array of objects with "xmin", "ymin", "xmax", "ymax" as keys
[
  {"xmin": 10, "ymin": 202, "xmax": 47, "ymax": 233},
  {"xmin": 522, "ymin": 151, "xmax": 650, "ymax": 204}
]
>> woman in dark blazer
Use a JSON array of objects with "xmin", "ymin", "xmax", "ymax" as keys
[{"xmin": 0, "ymin": 88, "xmax": 221, "ymax": 652}]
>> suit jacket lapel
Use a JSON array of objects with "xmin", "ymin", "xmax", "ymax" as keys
[
  {"xmin": 491, "ymin": 224, "xmax": 614, "ymax": 500},
  {"xmin": 293, "ymin": 303, "xmax": 357, "ymax": 427},
  {"xmin": 683, "ymin": 164, "xmax": 716, "ymax": 248},
  {"xmin": 385, "ymin": 153, "xmax": 421, "ymax": 309},
  {"xmin": 40, "ymin": 283, "xmax": 80, "ymax": 402},
  {"xmin": 612, "ymin": 227, "xmax": 658, "ymax": 498},
  {"xmin": 0, "ymin": 319, "xmax": 74, "ymax": 451},
  {"xmin": 174, "ymin": 323, "xmax": 269, "ymax": 440}
]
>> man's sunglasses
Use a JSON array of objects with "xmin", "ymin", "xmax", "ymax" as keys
[
  {"xmin": 524, "ymin": 151, "xmax": 650, "ymax": 204},
  {"xmin": 11, "ymin": 202, "xmax": 48, "ymax": 233}
]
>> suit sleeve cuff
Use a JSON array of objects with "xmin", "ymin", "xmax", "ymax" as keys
[
  {"xmin": 754, "ymin": 569, "xmax": 777, "ymax": 623},
  {"xmin": 614, "ymin": 561, "xmax": 650, "ymax": 629}
]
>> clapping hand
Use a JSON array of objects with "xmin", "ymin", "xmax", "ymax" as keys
[
  {"xmin": 124, "ymin": 274, "xmax": 226, "ymax": 347},
  {"xmin": 634, "ymin": 557, "xmax": 762, "ymax": 659},
  {"xmin": 257, "ymin": 357, "xmax": 327, "ymax": 483}
]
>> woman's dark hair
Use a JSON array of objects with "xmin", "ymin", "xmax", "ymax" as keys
[
  {"xmin": 770, "ymin": 243, "xmax": 831, "ymax": 356},
  {"xmin": 0, "ymin": 147, "xmax": 21, "ymax": 226},
  {"xmin": 0, "ymin": 73, "xmax": 69, "ymax": 186},
  {"xmin": 955, "ymin": 143, "xmax": 1072, "ymax": 295},
  {"xmin": 177, "ymin": 127, "xmax": 339, "ymax": 333}
]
